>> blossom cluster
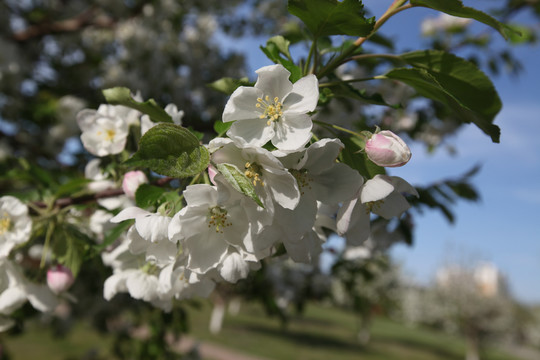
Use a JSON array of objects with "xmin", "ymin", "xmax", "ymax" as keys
[{"xmin": 0, "ymin": 64, "xmax": 417, "ymax": 319}]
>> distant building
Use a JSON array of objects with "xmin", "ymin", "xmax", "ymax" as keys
[{"xmin": 435, "ymin": 262, "xmax": 508, "ymax": 298}]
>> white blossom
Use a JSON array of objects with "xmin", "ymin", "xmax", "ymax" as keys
[
  {"xmin": 223, "ymin": 64, "xmax": 319, "ymax": 151},
  {"xmin": 77, "ymin": 104, "xmax": 133, "ymax": 156},
  {"xmin": 0, "ymin": 196, "xmax": 32, "ymax": 259}
]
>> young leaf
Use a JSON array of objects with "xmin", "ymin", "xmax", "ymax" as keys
[
  {"xmin": 216, "ymin": 163, "xmax": 264, "ymax": 207},
  {"xmin": 125, "ymin": 123, "xmax": 210, "ymax": 178},
  {"xmin": 102, "ymin": 87, "xmax": 173, "ymax": 123},
  {"xmin": 214, "ymin": 120, "xmax": 233, "ymax": 135},
  {"xmin": 384, "ymin": 51, "xmax": 501, "ymax": 143},
  {"xmin": 260, "ymin": 36, "xmax": 302, "ymax": 82},
  {"xmin": 207, "ymin": 77, "xmax": 251, "ymax": 95},
  {"xmin": 410, "ymin": 0, "xmax": 514, "ymax": 39},
  {"xmin": 288, "ymin": 0, "xmax": 375, "ymax": 37},
  {"xmin": 135, "ymin": 184, "xmax": 167, "ymax": 209}
]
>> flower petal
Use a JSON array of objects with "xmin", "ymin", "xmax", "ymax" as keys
[
  {"xmin": 227, "ymin": 118, "xmax": 275, "ymax": 148},
  {"xmin": 283, "ymin": 74, "xmax": 319, "ymax": 114},
  {"xmin": 222, "ymin": 87, "xmax": 263, "ymax": 123},
  {"xmin": 361, "ymin": 175, "xmax": 395, "ymax": 203},
  {"xmin": 254, "ymin": 64, "xmax": 293, "ymax": 99},
  {"xmin": 271, "ymin": 113, "xmax": 312, "ymax": 151}
]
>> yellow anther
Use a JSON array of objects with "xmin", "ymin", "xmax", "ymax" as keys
[
  {"xmin": 256, "ymin": 95, "xmax": 284, "ymax": 125},
  {"xmin": 0, "ymin": 212, "xmax": 11, "ymax": 235}
]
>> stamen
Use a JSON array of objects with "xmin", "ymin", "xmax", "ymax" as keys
[
  {"xmin": 0, "ymin": 212, "xmax": 11, "ymax": 235},
  {"xmin": 255, "ymin": 95, "xmax": 284, "ymax": 125},
  {"xmin": 244, "ymin": 162, "xmax": 264, "ymax": 187},
  {"xmin": 291, "ymin": 169, "xmax": 313, "ymax": 195},
  {"xmin": 207, "ymin": 206, "xmax": 232, "ymax": 233}
]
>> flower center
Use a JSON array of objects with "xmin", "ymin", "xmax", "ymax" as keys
[
  {"xmin": 256, "ymin": 96, "xmax": 283, "ymax": 125},
  {"xmin": 290, "ymin": 169, "xmax": 313, "ymax": 195},
  {"xmin": 97, "ymin": 129, "xmax": 116, "ymax": 142},
  {"xmin": 244, "ymin": 162, "xmax": 264, "ymax": 186},
  {"xmin": 365, "ymin": 200, "xmax": 384, "ymax": 213},
  {"xmin": 0, "ymin": 212, "xmax": 11, "ymax": 235},
  {"xmin": 207, "ymin": 206, "xmax": 232, "ymax": 233}
]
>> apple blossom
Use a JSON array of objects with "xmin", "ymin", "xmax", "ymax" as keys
[
  {"xmin": 168, "ymin": 181, "xmax": 254, "ymax": 276},
  {"xmin": 77, "ymin": 104, "xmax": 132, "ymax": 156},
  {"xmin": 223, "ymin": 64, "xmax": 319, "ymax": 151},
  {"xmin": 365, "ymin": 130, "xmax": 411, "ymax": 167},
  {"xmin": 210, "ymin": 137, "xmax": 300, "ymax": 211},
  {"xmin": 47, "ymin": 265, "xmax": 75, "ymax": 294},
  {"xmin": 0, "ymin": 196, "xmax": 32, "ymax": 259},
  {"xmin": 337, "ymin": 175, "xmax": 418, "ymax": 246},
  {"xmin": 122, "ymin": 170, "xmax": 149, "ymax": 199}
]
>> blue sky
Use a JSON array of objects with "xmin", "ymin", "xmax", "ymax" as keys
[{"xmin": 222, "ymin": 1, "xmax": 540, "ymax": 303}]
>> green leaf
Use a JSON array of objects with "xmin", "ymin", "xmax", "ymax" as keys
[
  {"xmin": 288, "ymin": 0, "xmax": 375, "ymax": 37},
  {"xmin": 384, "ymin": 51, "xmax": 501, "ymax": 142},
  {"xmin": 55, "ymin": 178, "xmax": 91, "ymax": 198},
  {"xmin": 135, "ymin": 184, "xmax": 167, "ymax": 209},
  {"xmin": 325, "ymin": 77, "xmax": 400, "ymax": 108},
  {"xmin": 125, "ymin": 123, "xmax": 209, "ymax": 178},
  {"xmin": 54, "ymin": 224, "xmax": 93, "ymax": 277},
  {"xmin": 410, "ymin": 0, "xmax": 514, "ymax": 39},
  {"xmin": 102, "ymin": 87, "xmax": 172, "ymax": 123},
  {"xmin": 260, "ymin": 36, "xmax": 303, "ymax": 82},
  {"xmin": 216, "ymin": 163, "xmax": 264, "ymax": 207},
  {"xmin": 207, "ymin": 77, "xmax": 251, "ymax": 95},
  {"xmin": 213, "ymin": 120, "xmax": 233, "ymax": 135}
]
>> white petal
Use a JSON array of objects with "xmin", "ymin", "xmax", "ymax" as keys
[
  {"xmin": 227, "ymin": 118, "xmax": 275, "ymax": 148},
  {"xmin": 283, "ymin": 74, "xmax": 319, "ymax": 113},
  {"xmin": 126, "ymin": 272, "xmax": 159, "ymax": 301},
  {"xmin": 390, "ymin": 176, "xmax": 419, "ymax": 197},
  {"xmin": 254, "ymin": 64, "xmax": 293, "ymax": 99},
  {"xmin": 104, "ymin": 273, "xmax": 129, "ymax": 300},
  {"xmin": 111, "ymin": 207, "xmax": 148, "ymax": 223},
  {"xmin": 25, "ymin": 284, "xmax": 58, "ymax": 313},
  {"xmin": 222, "ymin": 87, "xmax": 263, "ymax": 123},
  {"xmin": 0, "ymin": 286, "xmax": 27, "ymax": 315},
  {"xmin": 297, "ymin": 138, "xmax": 343, "ymax": 174},
  {"xmin": 263, "ymin": 168, "xmax": 300, "ymax": 210},
  {"xmin": 361, "ymin": 175, "xmax": 395, "ymax": 203},
  {"xmin": 374, "ymin": 192, "xmax": 411, "ymax": 220},
  {"xmin": 219, "ymin": 252, "xmax": 250, "ymax": 283},
  {"xmin": 271, "ymin": 113, "xmax": 312, "ymax": 151},
  {"xmin": 311, "ymin": 163, "xmax": 363, "ymax": 204},
  {"xmin": 183, "ymin": 184, "xmax": 218, "ymax": 207},
  {"xmin": 174, "ymin": 207, "xmax": 209, "ymax": 240},
  {"xmin": 135, "ymin": 213, "xmax": 170, "ymax": 243},
  {"xmin": 126, "ymin": 226, "xmax": 148, "ymax": 255},
  {"xmin": 145, "ymin": 240, "xmax": 178, "ymax": 266},
  {"xmin": 343, "ymin": 211, "xmax": 370, "ymax": 246},
  {"xmin": 283, "ymin": 230, "xmax": 322, "ymax": 264},
  {"xmin": 185, "ymin": 233, "xmax": 228, "ymax": 274}
]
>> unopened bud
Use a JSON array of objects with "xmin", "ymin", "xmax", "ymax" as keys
[
  {"xmin": 365, "ymin": 130, "xmax": 411, "ymax": 167},
  {"xmin": 47, "ymin": 265, "xmax": 74, "ymax": 294},
  {"xmin": 122, "ymin": 171, "xmax": 148, "ymax": 198}
]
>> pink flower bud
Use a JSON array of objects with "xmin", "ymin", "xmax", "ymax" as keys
[
  {"xmin": 365, "ymin": 130, "xmax": 411, "ymax": 167},
  {"xmin": 122, "ymin": 171, "xmax": 148, "ymax": 199},
  {"xmin": 47, "ymin": 265, "xmax": 74, "ymax": 294}
]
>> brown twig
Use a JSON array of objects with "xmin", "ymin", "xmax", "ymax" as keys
[
  {"xmin": 12, "ymin": 6, "xmax": 114, "ymax": 42},
  {"xmin": 33, "ymin": 177, "xmax": 174, "ymax": 210}
]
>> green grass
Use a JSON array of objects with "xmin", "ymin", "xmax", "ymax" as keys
[
  {"xmin": 2, "ymin": 301, "xmax": 526, "ymax": 360},
  {"xmin": 187, "ymin": 301, "xmax": 524, "ymax": 360}
]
